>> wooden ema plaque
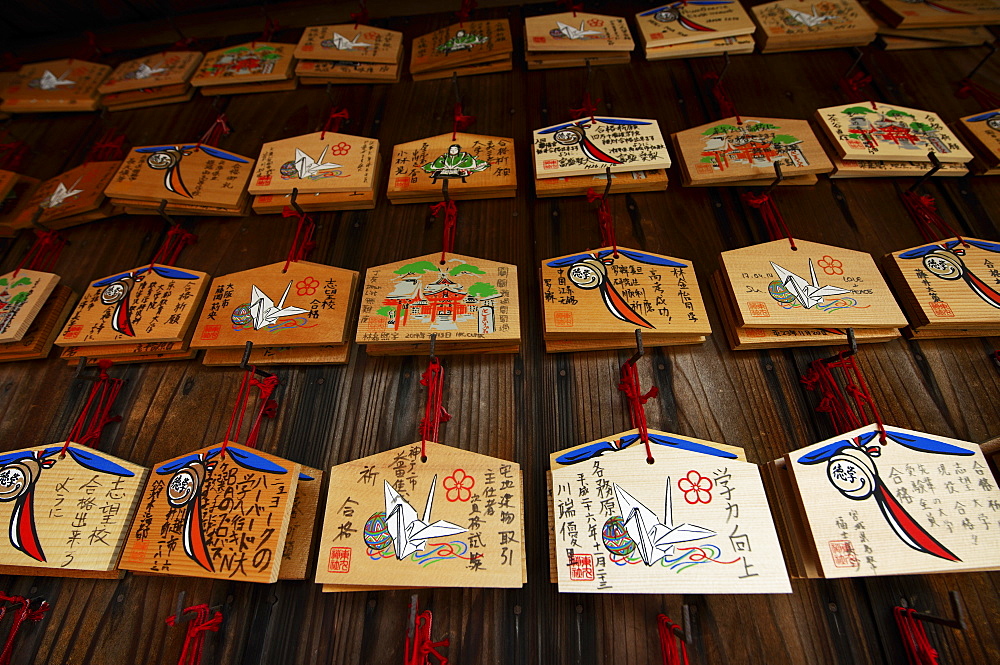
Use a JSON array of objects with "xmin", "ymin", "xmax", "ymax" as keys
[
  {"xmin": 814, "ymin": 102, "xmax": 973, "ymax": 164},
  {"xmin": 549, "ymin": 428, "xmax": 791, "ymax": 594},
  {"xmin": 190, "ymin": 42, "xmax": 295, "ymax": 87},
  {"xmin": 533, "ymin": 117, "xmax": 671, "ymax": 179},
  {"xmin": 636, "ymin": 2, "xmax": 756, "ymax": 49},
  {"xmin": 356, "ymin": 252, "xmax": 519, "ymax": 353},
  {"xmin": 870, "ymin": 0, "xmax": 1000, "ymax": 28},
  {"xmin": 55, "ymin": 264, "xmax": 210, "ymax": 347},
  {"xmin": 120, "ymin": 442, "xmax": 300, "ymax": 583},
  {"xmin": 202, "ymin": 344, "xmax": 350, "ymax": 366},
  {"xmin": 388, "ymin": 132, "xmax": 516, "ymax": 203},
  {"xmin": 541, "ymin": 246, "xmax": 711, "ymax": 341},
  {"xmin": 957, "ymin": 108, "xmax": 1000, "ymax": 173},
  {"xmin": 877, "ymin": 23, "xmax": 992, "ymax": 50},
  {"xmin": 0, "ymin": 285, "xmax": 74, "ymax": 363},
  {"xmin": 252, "ymin": 187, "xmax": 377, "ymax": 214},
  {"xmin": 295, "ymin": 59, "xmax": 401, "ymax": 84},
  {"xmin": 750, "ymin": 0, "xmax": 877, "ymax": 53},
  {"xmin": 784, "ymin": 424, "xmax": 1000, "ymax": 577},
  {"xmin": 98, "ymin": 52, "xmax": 202, "ymax": 95},
  {"xmin": 672, "ymin": 117, "xmax": 833, "ymax": 186},
  {"xmin": 535, "ymin": 168, "xmax": 668, "ymax": 198},
  {"xmin": 524, "ymin": 12, "xmax": 634, "ymax": 52},
  {"xmin": 315, "ymin": 441, "xmax": 524, "ymax": 590},
  {"xmin": 105, "ymin": 144, "xmax": 254, "ymax": 209},
  {"xmin": 884, "ymin": 238, "xmax": 1000, "ymax": 330},
  {"xmin": 102, "ymin": 85, "xmax": 195, "ymax": 112},
  {"xmin": 279, "ymin": 465, "xmax": 322, "ymax": 580},
  {"xmin": 248, "ymin": 131, "xmax": 378, "ymax": 196},
  {"xmin": 294, "ymin": 24, "xmax": 402, "ymax": 64},
  {"xmin": 4, "ymin": 161, "xmax": 120, "ymax": 233},
  {"xmin": 0, "ymin": 59, "xmax": 110, "ymax": 113},
  {"xmin": 645, "ymin": 34, "xmax": 755, "ymax": 60},
  {"xmin": 190, "ymin": 260, "xmax": 357, "ymax": 349},
  {"xmin": 0, "ymin": 270, "xmax": 60, "ymax": 344},
  {"xmin": 410, "ymin": 20, "xmax": 513, "ymax": 76},
  {"xmin": 0, "ymin": 170, "xmax": 39, "ymax": 221},
  {"xmin": 720, "ymin": 238, "xmax": 908, "ymax": 329},
  {"xmin": 0, "ymin": 444, "xmax": 147, "ymax": 576}
]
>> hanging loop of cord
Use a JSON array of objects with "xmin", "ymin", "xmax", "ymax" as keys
[{"xmin": 61, "ymin": 360, "xmax": 123, "ymax": 456}]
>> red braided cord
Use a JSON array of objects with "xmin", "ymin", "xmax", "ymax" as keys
[
  {"xmin": 452, "ymin": 103, "xmax": 475, "ymax": 141},
  {"xmin": 899, "ymin": 191, "xmax": 967, "ymax": 246},
  {"xmin": 13, "ymin": 228, "xmax": 67, "ymax": 278},
  {"xmin": 742, "ymin": 192, "xmax": 796, "ymax": 250},
  {"xmin": 657, "ymin": 614, "xmax": 689, "ymax": 665},
  {"xmin": 166, "ymin": 604, "xmax": 224, "ymax": 665},
  {"xmin": 618, "ymin": 358, "xmax": 659, "ymax": 462},
  {"xmin": 429, "ymin": 200, "xmax": 458, "ymax": 264},
  {"xmin": 198, "ymin": 114, "xmax": 231, "ymax": 148},
  {"xmin": 404, "ymin": 602, "xmax": 449, "ymax": 665},
  {"xmin": 62, "ymin": 360, "xmax": 122, "ymax": 455},
  {"xmin": 0, "ymin": 596, "xmax": 49, "ymax": 665},
  {"xmin": 419, "ymin": 358, "xmax": 451, "ymax": 461},
  {"xmin": 150, "ymin": 226, "xmax": 197, "ymax": 270},
  {"xmin": 586, "ymin": 187, "xmax": 617, "ymax": 256},
  {"xmin": 281, "ymin": 207, "xmax": 317, "ymax": 272}
]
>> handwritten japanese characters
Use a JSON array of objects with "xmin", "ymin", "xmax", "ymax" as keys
[
  {"xmin": 121, "ymin": 442, "xmax": 301, "ymax": 583},
  {"xmin": 957, "ymin": 108, "xmax": 1000, "ymax": 174},
  {"xmin": 0, "ymin": 444, "xmax": 147, "ymax": 574},
  {"xmin": 294, "ymin": 24, "xmax": 403, "ymax": 65},
  {"xmin": 785, "ymin": 424, "xmax": 1000, "ymax": 577},
  {"xmin": 1, "ymin": 59, "xmax": 110, "ymax": 113},
  {"xmin": 636, "ymin": 2, "xmax": 757, "ymax": 49},
  {"xmin": 410, "ymin": 20, "xmax": 513, "ymax": 80},
  {"xmin": 0, "ymin": 270, "xmax": 60, "ymax": 344},
  {"xmin": 316, "ymin": 441, "xmax": 524, "ymax": 589},
  {"xmin": 550, "ymin": 429, "xmax": 790, "ymax": 594},
  {"xmin": 533, "ymin": 117, "xmax": 671, "ymax": 179},
  {"xmin": 249, "ymin": 131, "xmax": 379, "ymax": 196},
  {"xmin": 388, "ymin": 132, "xmax": 516, "ymax": 203},
  {"xmin": 750, "ymin": 0, "xmax": 877, "ymax": 53}
]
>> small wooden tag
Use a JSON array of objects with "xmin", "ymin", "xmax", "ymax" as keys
[
  {"xmin": 190, "ymin": 43, "xmax": 296, "ymax": 87},
  {"xmin": 388, "ymin": 132, "xmax": 516, "ymax": 202},
  {"xmin": 6, "ymin": 161, "xmax": 120, "ymax": 231},
  {"xmin": 869, "ymin": 0, "xmax": 1000, "ymax": 28},
  {"xmin": 533, "ymin": 117, "xmax": 671, "ymax": 179},
  {"xmin": 1, "ymin": 59, "xmax": 110, "ymax": 113},
  {"xmin": 410, "ymin": 20, "xmax": 514, "ymax": 75},
  {"xmin": 98, "ymin": 52, "xmax": 203, "ymax": 95},
  {"xmin": 524, "ymin": 12, "xmax": 634, "ymax": 52},
  {"xmin": 636, "ymin": 2, "xmax": 756, "ymax": 49},
  {"xmin": 249, "ymin": 131, "xmax": 379, "ymax": 195},
  {"xmin": 294, "ymin": 24, "xmax": 403, "ymax": 64},
  {"xmin": 279, "ymin": 465, "xmax": 323, "ymax": 580},
  {"xmin": 750, "ymin": 0, "xmax": 877, "ymax": 53}
]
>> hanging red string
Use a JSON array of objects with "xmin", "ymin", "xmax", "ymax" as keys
[
  {"xmin": 404, "ymin": 599, "xmax": 449, "ymax": 665},
  {"xmin": 741, "ymin": 192, "xmax": 796, "ymax": 250},
  {"xmin": 429, "ymin": 200, "xmax": 458, "ymax": 264},
  {"xmin": 12, "ymin": 228, "xmax": 67, "ymax": 278},
  {"xmin": 352, "ymin": 0, "xmax": 370, "ymax": 28},
  {"xmin": 955, "ymin": 78, "xmax": 1000, "ymax": 111},
  {"xmin": 83, "ymin": 127, "xmax": 127, "ymax": 163},
  {"xmin": 899, "ymin": 191, "xmax": 967, "ymax": 246},
  {"xmin": 585, "ymin": 187, "xmax": 617, "ymax": 255},
  {"xmin": 61, "ymin": 360, "xmax": 123, "ymax": 455},
  {"xmin": 76, "ymin": 31, "xmax": 109, "ymax": 61},
  {"xmin": 452, "ymin": 103, "xmax": 476, "ymax": 140},
  {"xmin": 801, "ymin": 352, "xmax": 887, "ymax": 442},
  {"xmin": 418, "ymin": 357, "xmax": 451, "ymax": 462},
  {"xmin": 570, "ymin": 92, "xmax": 600, "ymax": 123},
  {"xmin": 280, "ymin": 206, "xmax": 316, "ymax": 272},
  {"xmin": 657, "ymin": 615, "xmax": 689, "ymax": 665},
  {"xmin": 198, "ymin": 114, "xmax": 232, "ymax": 149},
  {"xmin": 838, "ymin": 70, "xmax": 874, "ymax": 105},
  {"xmin": 150, "ymin": 225, "xmax": 198, "ymax": 269},
  {"xmin": 557, "ymin": 0, "xmax": 584, "ymax": 17},
  {"xmin": 169, "ymin": 36, "xmax": 199, "ymax": 51},
  {"xmin": 701, "ymin": 72, "xmax": 741, "ymax": 124},
  {"xmin": 618, "ymin": 355, "xmax": 659, "ymax": 463},
  {"xmin": 0, "ymin": 595, "xmax": 50, "ymax": 665},
  {"xmin": 893, "ymin": 607, "xmax": 939, "ymax": 665},
  {"xmin": 0, "ymin": 136, "xmax": 29, "ymax": 172},
  {"xmin": 320, "ymin": 107, "xmax": 350, "ymax": 140},
  {"xmin": 166, "ymin": 604, "xmax": 224, "ymax": 665},
  {"xmin": 221, "ymin": 369, "xmax": 280, "ymax": 458},
  {"xmin": 455, "ymin": 0, "xmax": 477, "ymax": 28}
]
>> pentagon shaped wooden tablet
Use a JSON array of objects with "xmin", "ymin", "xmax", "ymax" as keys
[
  {"xmin": 190, "ymin": 42, "xmax": 295, "ymax": 87},
  {"xmin": 0, "ymin": 444, "xmax": 147, "ymax": 574},
  {"xmin": 6, "ymin": 160, "xmax": 120, "ymax": 231},
  {"xmin": 525, "ymin": 12, "xmax": 634, "ymax": 52},
  {"xmin": 190, "ymin": 260, "xmax": 357, "ymax": 349},
  {"xmin": 1, "ymin": 59, "xmax": 110, "ymax": 113},
  {"xmin": 98, "ymin": 52, "xmax": 202, "ymax": 95},
  {"xmin": 105, "ymin": 144, "xmax": 254, "ymax": 209},
  {"xmin": 644, "ymin": 34, "xmax": 756, "ymax": 60},
  {"xmin": 0, "ymin": 270, "xmax": 60, "ymax": 344},
  {"xmin": 636, "ymin": 2, "xmax": 756, "ymax": 48},
  {"xmin": 785, "ymin": 424, "xmax": 1000, "ymax": 577},
  {"xmin": 249, "ymin": 132, "xmax": 378, "ymax": 196},
  {"xmin": 356, "ymin": 252, "xmax": 519, "ymax": 348},
  {"xmin": 410, "ymin": 20, "xmax": 513, "ymax": 75},
  {"xmin": 550, "ymin": 428, "xmax": 791, "ymax": 594},
  {"xmin": 870, "ymin": 0, "xmax": 1000, "ymax": 28},
  {"xmin": 294, "ymin": 24, "xmax": 403, "ymax": 64},
  {"xmin": 673, "ymin": 117, "xmax": 832, "ymax": 185},
  {"xmin": 388, "ymin": 132, "xmax": 515, "ymax": 202},
  {"xmin": 535, "ymin": 168, "xmax": 668, "ymax": 198},
  {"xmin": 120, "ymin": 442, "xmax": 300, "ymax": 583},
  {"xmin": 814, "ymin": 103, "xmax": 973, "ymax": 164},
  {"xmin": 55, "ymin": 264, "xmax": 209, "ymax": 347},
  {"xmin": 541, "ymin": 247, "xmax": 710, "ymax": 338},
  {"xmin": 315, "ymin": 441, "xmax": 524, "ymax": 589},
  {"xmin": 720, "ymin": 239, "xmax": 907, "ymax": 329},
  {"xmin": 533, "ymin": 117, "xmax": 671, "ymax": 179},
  {"xmin": 750, "ymin": 0, "xmax": 877, "ymax": 51},
  {"xmin": 957, "ymin": 108, "xmax": 1000, "ymax": 170}
]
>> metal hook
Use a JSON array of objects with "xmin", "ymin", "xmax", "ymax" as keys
[
  {"xmin": 899, "ymin": 591, "xmax": 966, "ymax": 631},
  {"xmin": 626, "ymin": 329, "xmax": 644, "ymax": 366},
  {"xmin": 289, "ymin": 187, "xmax": 305, "ymax": 216},
  {"xmin": 451, "ymin": 72, "xmax": 462, "ymax": 107},
  {"xmin": 239, "ymin": 341, "xmax": 275, "ymax": 378},
  {"xmin": 29, "ymin": 205, "xmax": 50, "ymax": 232},
  {"xmin": 156, "ymin": 200, "xmax": 178, "ymax": 227},
  {"xmin": 602, "ymin": 165, "xmax": 613, "ymax": 200},
  {"xmin": 966, "ymin": 41, "xmax": 997, "ymax": 81},
  {"xmin": 843, "ymin": 47, "xmax": 864, "ymax": 78},
  {"xmin": 718, "ymin": 52, "xmax": 731, "ymax": 85},
  {"xmin": 763, "ymin": 162, "xmax": 784, "ymax": 196},
  {"xmin": 907, "ymin": 152, "xmax": 942, "ymax": 193},
  {"xmin": 821, "ymin": 328, "xmax": 857, "ymax": 365},
  {"xmin": 429, "ymin": 333, "xmax": 437, "ymax": 360}
]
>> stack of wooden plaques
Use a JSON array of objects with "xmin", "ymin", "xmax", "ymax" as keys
[
  {"xmin": 814, "ymin": 102, "xmax": 974, "ymax": 174},
  {"xmin": 869, "ymin": 0, "xmax": 1000, "ymax": 28},
  {"xmin": 356, "ymin": 252, "xmax": 520, "ymax": 355},
  {"xmin": 294, "ymin": 24, "xmax": 403, "ymax": 85},
  {"xmin": 523, "ymin": 12, "xmax": 633, "ymax": 70},
  {"xmin": 540, "ymin": 247, "xmax": 711, "ymax": 352},
  {"xmin": 548, "ymin": 428, "xmax": 791, "ymax": 594},
  {"xmin": 248, "ymin": 131, "xmax": 379, "ymax": 213},
  {"xmin": 874, "ymin": 17, "xmax": 992, "ymax": 49},
  {"xmin": 883, "ymin": 237, "xmax": 1000, "ymax": 339},
  {"xmin": 750, "ymin": 0, "xmax": 877, "ymax": 53},
  {"xmin": 712, "ymin": 238, "xmax": 908, "ymax": 349},
  {"xmin": 671, "ymin": 117, "xmax": 833, "ymax": 187},
  {"xmin": 532, "ymin": 116, "xmax": 672, "ymax": 196},
  {"xmin": 955, "ymin": 109, "xmax": 1000, "ymax": 175},
  {"xmin": 766, "ymin": 424, "xmax": 1000, "ymax": 579},
  {"xmin": 409, "ymin": 20, "xmax": 513, "ymax": 81},
  {"xmin": 0, "ymin": 169, "xmax": 39, "ymax": 225},
  {"xmin": 635, "ymin": 2, "xmax": 756, "ymax": 60},
  {"xmin": 104, "ymin": 143, "xmax": 255, "ymax": 216},
  {"xmin": 0, "ymin": 59, "xmax": 109, "ymax": 113},
  {"xmin": 386, "ymin": 132, "xmax": 515, "ymax": 204},
  {"xmin": 0, "ymin": 160, "xmax": 122, "ymax": 235},
  {"xmin": 53, "ymin": 264, "xmax": 210, "ymax": 363},
  {"xmin": 535, "ymin": 168, "xmax": 669, "ymax": 197},
  {"xmin": 189, "ymin": 260, "xmax": 359, "ymax": 366},
  {"xmin": 189, "ymin": 42, "xmax": 297, "ymax": 96},
  {"xmin": 98, "ymin": 51, "xmax": 203, "ymax": 111},
  {"xmin": 0, "ymin": 270, "xmax": 75, "ymax": 362}
]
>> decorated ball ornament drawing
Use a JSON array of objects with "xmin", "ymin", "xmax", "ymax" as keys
[
  {"xmin": 653, "ymin": 8, "xmax": 681, "ymax": 23},
  {"xmin": 817, "ymin": 256, "xmax": 844, "ymax": 276},
  {"xmin": 279, "ymin": 160, "xmax": 300, "ymax": 179},
  {"xmin": 601, "ymin": 516, "xmax": 636, "ymax": 557},
  {"xmin": 364, "ymin": 512, "xmax": 392, "ymax": 551},
  {"xmin": 296, "ymin": 277, "xmax": 320, "ymax": 296},
  {"xmin": 827, "ymin": 448, "xmax": 878, "ymax": 501},
  {"xmin": 329, "ymin": 142, "xmax": 352, "ymax": 157},
  {"xmin": 988, "ymin": 117, "xmax": 1000, "ymax": 131},
  {"xmin": 443, "ymin": 469, "xmax": 475, "ymax": 502},
  {"xmin": 166, "ymin": 461, "xmax": 209, "ymax": 508},
  {"xmin": 678, "ymin": 470, "xmax": 713, "ymax": 504},
  {"xmin": 567, "ymin": 259, "xmax": 607, "ymax": 289},
  {"xmin": 231, "ymin": 304, "xmax": 252, "ymax": 326},
  {"xmin": 146, "ymin": 149, "xmax": 184, "ymax": 171},
  {"xmin": 768, "ymin": 280, "xmax": 798, "ymax": 304}
]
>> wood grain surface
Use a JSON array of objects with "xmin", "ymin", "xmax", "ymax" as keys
[{"xmin": 0, "ymin": 3, "xmax": 998, "ymax": 664}]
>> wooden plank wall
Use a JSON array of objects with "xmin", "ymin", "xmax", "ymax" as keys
[{"xmin": 1, "ymin": 2, "xmax": 999, "ymax": 664}]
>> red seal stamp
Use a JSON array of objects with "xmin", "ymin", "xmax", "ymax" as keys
[
  {"xmin": 328, "ymin": 547, "xmax": 352, "ymax": 573},
  {"xmin": 569, "ymin": 553, "xmax": 595, "ymax": 581},
  {"xmin": 829, "ymin": 540, "xmax": 859, "ymax": 568},
  {"xmin": 200, "ymin": 324, "xmax": 221, "ymax": 340},
  {"xmin": 748, "ymin": 301, "xmax": 770, "ymax": 318},
  {"xmin": 930, "ymin": 301, "xmax": 954, "ymax": 318}
]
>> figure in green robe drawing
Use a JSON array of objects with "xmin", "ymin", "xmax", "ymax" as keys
[
  {"xmin": 437, "ymin": 30, "xmax": 488, "ymax": 53},
  {"xmin": 422, "ymin": 144, "xmax": 490, "ymax": 183}
]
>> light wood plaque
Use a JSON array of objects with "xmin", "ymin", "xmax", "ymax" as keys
[
  {"xmin": 525, "ymin": 12, "xmax": 634, "ymax": 52},
  {"xmin": 190, "ymin": 42, "xmax": 295, "ymax": 87},
  {"xmin": 249, "ymin": 131, "xmax": 379, "ymax": 196},
  {"xmin": 720, "ymin": 238, "xmax": 908, "ymax": 329},
  {"xmin": 636, "ymin": 2, "xmax": 756, "ymax": 48},
  {"xmin": 410, "ymin": 20, "xmax": 514, "ymax": 74},
  {"xmin": 870, "ymin": 0, "xmax": 1000, "ymax": 28},
  {"xmin": 0, "ymin": 285, "xmax": 74, "ymax": 362},
  {"xmin": 120, "ymin": 442, "xmax": 300, "ymax": 583},
  {"xmin": 388, "ymin": 132, "xmax": 515, "ymax": 201},
  {"xmin": 535, "ymin": 168, "xmax": 668, "ymax": 197},
  {"xmin": 294, "ymin": 24, "xmax": 402, "ymax": 64},
  {"xmin": 279, "ymin": 465, "xmax": 322, "ymax": 580},
  {"xmin": 645, "ymin": 34, "xmax": 756, "ymax": 60},
  {"xmin": 0, "ymin": 270, "xmax": 60, "ymax": 344},
  {"xmin": 98, "ymin": 52, "xmax": 202, "ymax": 95},
  {"xmin": 6, "ymin": 161, "xmax": 120, "ymax": 231},
  {"xmin": 751, "ymin": 0, "xmax": 877, "ymax": 46},
  {"xmin": 296, "ymin": 60, "xmax": 400, "ymax": 82},
  {"xmin": 957, "ymin": 108, "xmax": 1000, "ymax": 169},
  {"xmin": 1, "ymin": 59, "xmax": 110, "ymax": 113},
  {"xmin": 533, "ymin": 117, "xmax": 671, "ymax": 179}
]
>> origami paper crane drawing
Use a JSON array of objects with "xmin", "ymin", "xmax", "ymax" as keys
[
  {"xmin": 612, "ymin": 480, "xmax": 715, "ymax": 566},
  {"xmin": 383, "ymin": 477, "xmax": 466, "ymax": 560},
  {"xmin": 552, "ymin": 20, "xmax": 602, "ymax": 39},
  {"xmin": 40, "ymin": 178, "xmax": 83, "ymax": 209},
  {"xmin": 769, "ymin": 259, "xmax": 850, "ymax": 309},
  {"xmin": 785, "ymin": 6, "xmax": 837, "ymax": 27},
  {"xmin": 31, "ymin": 70, "xmax": 74, "ymax": 90},
  {"xmin": 248, "ymin": 282, "xmax": 309, "ymax": 330},
  {"xmin": 328, "ymin": 32, "xmax": 373, "ymax": 50}
]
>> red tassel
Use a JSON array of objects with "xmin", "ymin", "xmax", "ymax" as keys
[
  {"xmin": 839, "ymin": 71, "xmax": 874, "ymax": 105},
  {"xmin": 150, "ymin": 226, "xmax": 197, "ymax": 269},
  {"xmin": 570, "ymin": 92, "xmax": 600, "ymax": 123},
  {"xmin": 280, "ymin": 206, "xmax": 316, "ymax": 271},
  {"xmin": 802, "ymin": 353, "xmax": 886, "ymax": 442},
  {"xmin": 657, "ymin": 615, "xmax": 689, "ymax": 665},
  {"xmin": 955, "ymin": 78, "xmax": 1000, "ymax": 111},
  {"xmin": 198, "ymin": 114, "xmax": 232, "ymax": 148},
  {"xmin": 166, "ymin": 604, "xmax": 224, "ymax": 665},
  {"xmin": 452, "ymin": 103, "xmax": 475, "ymax": 140},
  {"xmin": 618, "ymin": 357, "xmax": 659, "ymax": 463},
  {"xmin": 419, "ymin": 358, "xmax": 451, "ymax": 461},
  {"xmin": 742, "ymin": 192, "xmax": 796, "ymax": 249},
  {"xmin": 702, "ymin": 72, "xmax": 740, "ymax": 124},
  {"xmin": 893, "ymin": 607, "xmax": 940, "ymax": 665},
  {"xmin": 429, "ymin": 200, "xmax": 458, "ymax": 264},
  {"xmin": 62, "ymin": 360, "xmax": 123, "ymax": 455},
  {"xmin": 13, "ymin": 228, "xmax": 67, "ymax": 277},
  {"xmin": 83, "ymin": 127, "xmax": 128, "ymax": 163},
  {"xmin": 404, "ymin": 599, "xmax": 449, "ymax": 665},
  {"xmin": 0, "ymin": 595, "xmax": 49, "ymax": 665},
  {"xmin": 899, "ymin": 190, "xmax": 965, "ymax": 245},
  {"xmin": 320, "ymin": 107, "xmax": 350, "ymax": 140}
]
